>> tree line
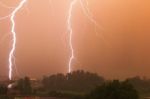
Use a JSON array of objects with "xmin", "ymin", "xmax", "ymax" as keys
[
  {"xmin": 0, "ymin": 70, "xmax": 147, "ymax": 99},
  {"xmin": 42, "ymin": 70, "xmax": 105, "ymax": 92}
]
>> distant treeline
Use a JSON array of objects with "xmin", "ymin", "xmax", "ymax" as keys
[
  {"xmin": 127, "ymin": 76, "xmax": 150, "ymax": 94},
  {"xmin": 42, "ymin": 70, "xmax": 105, "ymax": 92},
  {"xmin": 1, "ymin": 70, "xmax": 150, "ymax": 99}
]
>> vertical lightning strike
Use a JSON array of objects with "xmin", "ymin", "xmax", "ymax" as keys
[
  {"xmin": 9, "ymin": 0, "xmax": 27, "ymax": 80},
  {"xmin": 0, "ymin": 0, "xmax": 102, "ymax": 78},
  {"xmin": 67, "ymin": 0, "xmax": 77, "ymax": 73},
  {"xmin": 67, "ymin": 0, "xmax": 103, "ymax": 73}
]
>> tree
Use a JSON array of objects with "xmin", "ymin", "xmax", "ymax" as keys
[
  {"xmin": 86, "ymin": 80, "xmax": 139, "ymax": 99},
  {"xmin": 16, "ymin": 77, "xmax": 32, "ymax": 95},
  {"xmin": 0, "ymin": 85, "xmax": 7, "ymax": 95},
  {"xmin": 42, "ymin": 70, "xmax": 105, "ymax": 92},
  {"xmin": 127, "ymin": 76, "xmax": 150, "ymax": 93}
]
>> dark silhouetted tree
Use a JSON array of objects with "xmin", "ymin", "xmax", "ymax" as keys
[
  {"xmin": 42, "ymin": 70, "xmax": 105, "ymax": 92},
  {"xmin": 16, "ymin": 77, "xmax": 32, "ymax": 95},
  {"xmin": 86, "ymin": 80, "xmax": 139, "ymax": 99},
  {"xmin": 127, "ymin": 76, "xmax": 150, "ymax": 93},
  {"xmin": 0, "ymin": 85, "xmax": 7, "ymax": 95}
]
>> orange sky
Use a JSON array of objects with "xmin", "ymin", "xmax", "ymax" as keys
[{"xmin": 0, "ymin": 0, "xmax": 150, "ymax": 79}]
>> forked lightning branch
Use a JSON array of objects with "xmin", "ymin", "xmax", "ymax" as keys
[{"xmin": 0, "ymin": 0, "xmax": 100, "ymax": 80}]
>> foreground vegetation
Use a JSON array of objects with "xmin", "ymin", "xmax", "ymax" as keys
[{"xmin": 0, "ymin": 70, "xmax": 149, "ymax": 99}]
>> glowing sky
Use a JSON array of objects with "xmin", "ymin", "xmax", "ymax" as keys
[{"xmin": 0, "ymin": 0, "xmax": 150, "ymax": 79}]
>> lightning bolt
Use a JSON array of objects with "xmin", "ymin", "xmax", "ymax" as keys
[
  {"xmin": 67, "ymin": 0, "xmax": 77, "ymax": 73},
  {"xmin": 80, "ymin": 0, "xmax": 98, "ymax": 26},
  {"xmin": 67, "ymin": 0, "xmax": 103, "ymax": 73},
  {"xmin": 79, "ymin": 0, "xmax": 104, "ymax": 38},
  {"xmin": 0, "ymin": 1, "xmax": 14, "ymax": 20},
  {"xmin": 8, "ymin": 0, "xmax": 27, "ymax": 80},
  {"xmin": 0, "ymin": 0, "xmax": 103, "ymax": 78}
]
